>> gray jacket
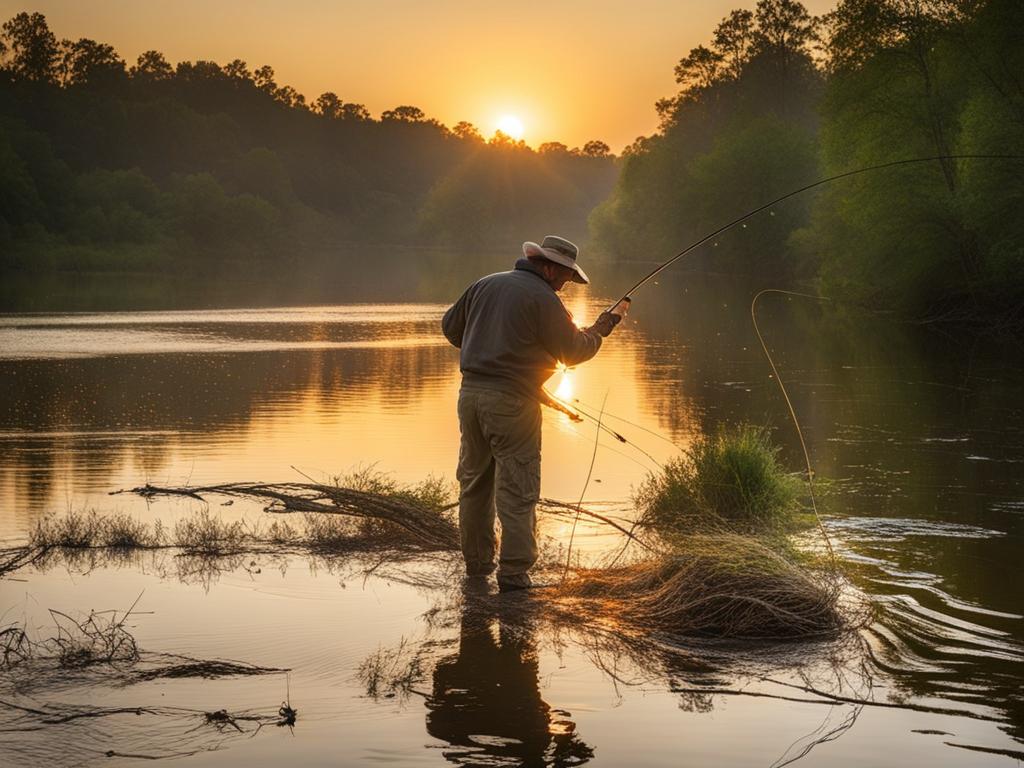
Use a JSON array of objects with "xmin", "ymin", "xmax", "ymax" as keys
[{"xmin": 441, "ymin": 258, "xmax": 603, "ymax": 399}]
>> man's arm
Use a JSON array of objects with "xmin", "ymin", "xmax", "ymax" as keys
[
  {"xmin": 441, "ymin": 286, "xmax": 471, "ymax": 348},
  {"xmin": 536, "ymin": 296, "xmax": 603, "ymax": 366}
]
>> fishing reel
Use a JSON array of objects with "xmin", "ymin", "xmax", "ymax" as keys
[{"xmin": 609, "ymin": 297, "xmax": 632, "ymax": 319}]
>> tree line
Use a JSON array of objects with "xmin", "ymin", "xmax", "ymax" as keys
[
  {"xmin": 591, "ymin": 0, "xmax": 1023, "ymax": 323},
  {"xmin": 0, "ymin": 11, "xmax": 615, "ymax": 276}
]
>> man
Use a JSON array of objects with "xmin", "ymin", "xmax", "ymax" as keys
[{"xmin": 441, "ymin": 235, "xmax": 625, "ymax": 592}]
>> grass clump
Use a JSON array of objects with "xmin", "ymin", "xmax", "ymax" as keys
[
  {"xmin": 334, "ymin": 466, "xmax": 455, "ymax": 511},
  {"xmin": 44, "ymin": 601, "xmax": 142, "ymax": 668},
  {"xmin": 30, "ymin": 510, "xmax": 164, "ymax": 550},
  {"xmin": 301, "ymin": 514, "xmax": 361, "ymax": 550},
  {"xmin": 560, "ymin": 533, "xmax": 841, "ymax": 639},
  {"xmin": 555, "ymin": 425, "xmax": 847, "ymax": 641},
  {"xmin": 172, "ymin": 509, "xmax": 245, "ymax": 554},
  {"xmin": 635, "ymin": 424, "xmax": 803, "ymax": 538}
]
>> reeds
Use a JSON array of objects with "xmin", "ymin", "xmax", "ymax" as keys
[
  {"xmin": 172, "ymin": 509, "xmax": 246, "ymax": 554},
  {"xmin": 357, "ymin": 636, "xmax": 431, "ymax": 701},
  {"xmin": 29, "ymin": 510, "xmax": 164, "ymax": 550}
]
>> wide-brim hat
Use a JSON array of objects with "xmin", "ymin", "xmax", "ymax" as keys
[{"xmin": 522, "ymin": 235, "xmax": 589, "ymax": 284}]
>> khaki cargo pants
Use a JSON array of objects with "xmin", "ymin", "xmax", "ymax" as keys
[{"xmin": 456, "ymin": 387, "xmax": 541, "ymax": 587}]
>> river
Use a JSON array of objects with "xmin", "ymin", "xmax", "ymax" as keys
[{"xmin": 0, "ymin": 267, "xmax": 1021, "ymax": 766}]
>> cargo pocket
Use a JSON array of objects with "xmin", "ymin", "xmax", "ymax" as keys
[{"xmin": 503, "ymin": 453, "xmax": 541, "ymax": 504}]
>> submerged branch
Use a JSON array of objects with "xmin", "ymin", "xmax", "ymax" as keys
[{"xmin": 118, "ymin": 481, "xmax": 460, "ymax": 551}]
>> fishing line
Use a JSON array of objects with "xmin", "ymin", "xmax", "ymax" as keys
[
  {"xmin": 544, "ymin": 389, "xmax": 665, "ymax": 468},
  {"xmin": 556, "ymin": 411, "xmax": 663, "ymax": 473},
  {"xmin": 565, "ymin": 400, "xmax": 665, "ymax": 468},
  {"xmin": 601, "ymin": 154, "xmax": 1024, "ymax": 562},
  {"xmin": 571, "ymin": 397, "xmax": 682, "ymax": 450},
  {"xmin": 751, "ymin": 288, "xmax": 835, "ymax": 564},
  {"xmin": 563, "ymin": 391, "xmax": 608, "ymax": 581},
  {"xmin": 609, "ymin": 154, "xmax": 1024, "ymax": 308}
]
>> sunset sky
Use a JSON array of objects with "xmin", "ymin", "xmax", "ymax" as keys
[{"xmin": 2, "ymin": 0, "xmax": 835, "ymax": 151}]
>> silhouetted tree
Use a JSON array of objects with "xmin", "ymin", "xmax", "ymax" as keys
[
  {"xmin": 313, "ymin": 91, "xmax": 344, "ymax": 118},
  {"xmin": 714, "ymin": 9, "xmax": 755, "ymax": 79},
  {"xmin": 452, "ymin": 120, "xmax": 483, "ymax": 141},
  {"xmin": 130, "ymin": 50, "xmax": 172, "ymax": 81},
  {"xmin": 752, "ymin": 0, "xmax": 817, "ymax": 73},
  {"xmin": 580, "ymin": 140, "xmax": 612, "ymax": 158},
  {"xmin": 1, "ymin": 11, "xmax": 59, "ymax": 82},
  {"xmin": 274, "ymin": 84, "xmax": 306, "ymax": 109},
  {"xmin": 222, "ymin": 58, "xmax": 251, "ymax": 81},
  {"xmin": 253, "ymin": 64, "xmax": 276, "ymax": 93},
  {"xmin": 58, "ymin": 38, "xmax": 125, "ymax": 86},
  {"xmin": 339, "ymin": 102, "xmax": 370, "ymax": 120},
  {"xmin": 382, "ymin": 105, "xmax": 425, "ymax": 122},
  {"xmin": 538, "ymin": 141, "xmax": 570, "ymax": 155},
  {"xmin": 674, "ymin": 45, "xmax": 723, "ymax": 99}
]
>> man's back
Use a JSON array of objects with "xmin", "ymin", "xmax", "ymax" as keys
[{"xmin": 442, "ymin": 259, "xmax": 602, "ymax": 399}]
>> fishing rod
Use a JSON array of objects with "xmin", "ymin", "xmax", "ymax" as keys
[
  {"xmin": 548, "ymin": 155, "xmax": 1024, "ymax": 493},
  {"xmin": 606, "ymin": 153, "xmax": 1024, "ymax": 309},
  {"xmin": 590, "ymin": 153, "xmax": 1022, "ymax": 561}
]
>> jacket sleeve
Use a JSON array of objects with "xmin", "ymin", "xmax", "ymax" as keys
[
  {"xmin": 535, "ymin": 294, "xmax": 603, "ymax": 366},
  {"xmin": 441, "ymin": 286, "xmax": 471, "ymax": 348}
]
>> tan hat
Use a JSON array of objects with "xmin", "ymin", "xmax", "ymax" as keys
[{"xmin": 522, "ymin": 235, "xmax": 589, "ymax": 284}]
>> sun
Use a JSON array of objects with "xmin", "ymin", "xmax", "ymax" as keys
[{"xmin": 496, "ymin": 114, "xmax": 524, "ymax": 140}]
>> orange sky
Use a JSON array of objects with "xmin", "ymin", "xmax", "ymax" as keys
[{"xmin": 2, "ymin": 0, "xmax": 836, "ymax": 151}]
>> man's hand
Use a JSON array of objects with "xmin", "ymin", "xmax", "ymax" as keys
[{"xmin": 590, "ymin": 311, "xmax": 622, "ymax": 337}]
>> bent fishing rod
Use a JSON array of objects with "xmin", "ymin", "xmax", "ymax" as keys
[
  {"xmin": 561, "ymin": 154, "xmax": 1024, "ymax": 459},
  {"xmin": 606, "ymin": 153, "xmax": 1024, "ymax": 310}
]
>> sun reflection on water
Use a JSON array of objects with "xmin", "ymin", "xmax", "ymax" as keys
[{"xmin": 554, "ymin": 365, "xmax": 574, "ymax": 402}]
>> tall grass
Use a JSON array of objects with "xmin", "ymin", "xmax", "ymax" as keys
[{"xmin": 634, "ymin": 425, "xmax": 803, "ymax": 537}]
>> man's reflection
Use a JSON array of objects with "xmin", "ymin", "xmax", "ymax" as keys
[{"xmin": 426, "ymin": 602, "xmax": 593, "ymax": 767}]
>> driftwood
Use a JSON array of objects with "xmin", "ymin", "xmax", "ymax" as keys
[{"xmin": 119, "ymin": 482, "xmax": 460, "ymax": 551}]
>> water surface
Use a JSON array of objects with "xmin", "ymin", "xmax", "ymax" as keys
[{"xmin": 1, "ymin": 272, "xmax": 1021, "ymax": 765}]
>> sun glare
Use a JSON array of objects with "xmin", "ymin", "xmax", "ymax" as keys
[{"xmin": 496, "ymin": 114, "xmax": 524, "ymax": 140}]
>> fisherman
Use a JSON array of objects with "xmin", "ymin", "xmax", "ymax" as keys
[{"xmin": 441, "ymin": 235, "xmax": 626, "ymax": 592}]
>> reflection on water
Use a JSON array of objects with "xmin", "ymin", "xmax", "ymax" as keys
[
  {"xmin": 1, "ymin": 271, "xmax": 1023, "ymax": 762},
  {"xmin": 0, "ymin": 305, "xmax": 447, "ymax": 359},
  {"xmin": 427, "ymin": 601, "xmax": 593, "ymax": 767}
]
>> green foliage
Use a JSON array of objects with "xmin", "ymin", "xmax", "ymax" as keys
[
  {"xmin": 959, "ymin": 90, "xmax": 1024, "ymax": 301},
  {"xmin": 593, "ymin": 0, "xmax": 1023, "ymax": 322},
  {"xmin": 589, "ymin": 1, "xmax": 822, "ymax": 279},
  {"xmin": 634, "ymin": 425, "xmax": 803, "ymax": 537},
  {"xmin": 687, "ymin": 115, "xmax": 819, "ymax": 274},
  {"xmin": 805, "ymin": 0, "xmax": 1024, "ymax": 320},
  {"xmin": 0, "ymin": 11, "xmax": 615, "ymax": 279}
]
